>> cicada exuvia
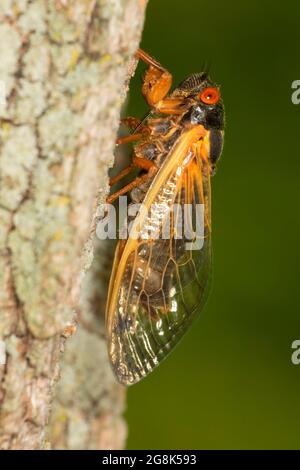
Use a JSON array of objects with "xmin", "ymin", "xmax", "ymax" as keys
[{"xmin": 105, "ymin": 49, "xmax": 224, "ymax": 385}]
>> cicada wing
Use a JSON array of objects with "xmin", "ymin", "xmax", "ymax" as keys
[{"xmin": 106, "ymin": 130, "xmax": 212, "ymax": 385}]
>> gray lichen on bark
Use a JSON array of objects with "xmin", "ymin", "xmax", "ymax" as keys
[{"xmin": 0, "ymin": 0, "xmax": 147, "ymax": 449}]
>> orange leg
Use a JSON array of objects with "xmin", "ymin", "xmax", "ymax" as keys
[
  {"xmin": 109, "ymin": 166, "xmax": 133, "ymax": 187},
  {"xmin": 136, "ymin": 48, "xmax": 173, "ymax": 107},
  {"xmin": 121, "ymin": 116, "xmax": 141, "ymax": 130},
  {"xmin": 116, "ymin": 118, "xmax": 150, "ymax": 145},
  {"xmin": 107, "ymin": 171, "xmax": 156, "ymax": 204},
  {"xmin": 116, "ymin": 50, "xmax": 182, "ymax": 149},
  {"xmin": 110, "ymin": 156, "xmax": 155, "ymax": 186},
  {"xmin": 136, "ymin": 49, "xmax": 167, "ymax": 72},
  {"xmin": 116, "ymin": 132, "xmax": 145, "ymax": 146},
  {"xmin": 136, "ymin": 49, "xmax": 186, "ymax": 114},
  {"xmin": 107, "ymin": 158, "xmax": 157, "ymax": 204},
  {"xmin": 155, "ymin": 98, "xmax": 186, "ymax": 114}
]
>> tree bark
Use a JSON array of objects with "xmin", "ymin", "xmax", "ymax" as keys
[{"xmin": 0, "ymin": 0, "xmax": 148, "ymax": 450}]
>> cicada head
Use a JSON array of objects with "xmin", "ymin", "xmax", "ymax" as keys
[{"xmin": 176, "ymin": 73, "xmax": 225, "ymax": 170}]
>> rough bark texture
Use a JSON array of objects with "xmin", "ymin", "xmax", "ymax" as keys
[{"xmin": 0, "ymin": 0, "xmax": 147, "ymax": 450}]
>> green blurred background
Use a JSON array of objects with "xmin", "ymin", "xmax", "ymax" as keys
[{"xmin": 124, "ymin": 0, "xmax": 300, "ymax": 449}]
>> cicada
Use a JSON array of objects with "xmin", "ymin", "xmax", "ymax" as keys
[{"xmin": 105, "ymin": 49, "xmax": 224, "ymax": 385}]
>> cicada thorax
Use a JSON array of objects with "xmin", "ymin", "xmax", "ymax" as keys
[
  {"xmin": 133, "ymin": 116, "xmax": 181, "ymax": 161},
  {"xmin": 132, "ymin": 83, "xmax": 224, "ymax": 186},
  {"xmin": 129, "ymin": 116, "xmax": 183, "ymax": 203}
]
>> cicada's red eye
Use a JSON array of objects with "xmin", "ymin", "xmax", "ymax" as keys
[{"xmin": 199, "ymin": 87, "xmax": 220, "ymax": 105}]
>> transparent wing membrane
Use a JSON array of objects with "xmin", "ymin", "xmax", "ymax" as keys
[{"xmin": 106, "ymin": 132, "xmax": 212, "ymax": 385}]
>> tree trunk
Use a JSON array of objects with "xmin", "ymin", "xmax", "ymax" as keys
[{"xmin": 0, "ymin": 0, "xmax": 148, "ymax": 450}]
